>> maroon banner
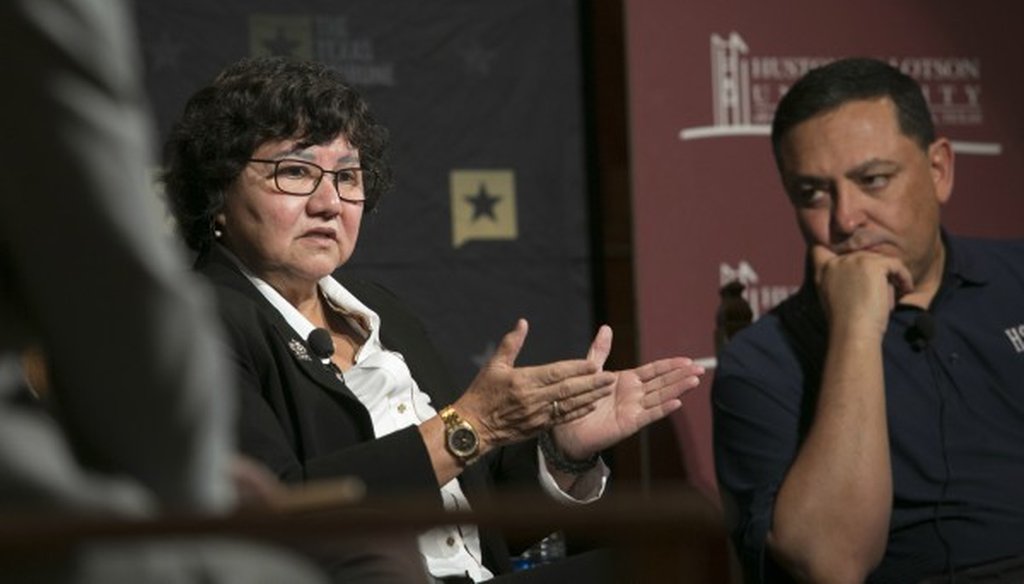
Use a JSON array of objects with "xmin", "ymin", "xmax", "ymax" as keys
[{"xmin": 625, "ymin": 0, "xmax": 1024, "ymax": 497}]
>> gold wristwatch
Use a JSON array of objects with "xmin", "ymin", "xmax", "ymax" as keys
[{"xmin": 439, "ymin": 406, "xmax": 479, "ymax": 463}]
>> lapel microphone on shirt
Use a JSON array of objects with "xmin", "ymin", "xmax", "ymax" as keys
[
  {"xmin": 308, "ymin": 327, "xmax": 345, "ymax": 379},
  {"xmin": 307, "ymin": 328, "xmax": 335, "ymax": 360},
  {"xmin": 906, "ymin": 313, "xmax": 937, "ymax": 351}
]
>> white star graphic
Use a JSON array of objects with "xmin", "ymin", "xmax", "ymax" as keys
[{"xmin": 470, "ymin": 341, "xmax": 497, "ymax": 369}]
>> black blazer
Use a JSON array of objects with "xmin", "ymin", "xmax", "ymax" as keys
[{"xmin": 196, "ymin": 245, "xmax": 541, "ymax": 573}]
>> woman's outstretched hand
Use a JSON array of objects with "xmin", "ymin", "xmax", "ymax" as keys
[
  {"xmin": 551, "ymin": 325, "xmax": 706, "ymax": 461},
  {"xmin": 454, "ymin": 319, "xmax": 617, "ymax": 454}
]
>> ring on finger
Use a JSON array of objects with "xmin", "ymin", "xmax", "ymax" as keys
[{"xmin": 551, "ymin": 400, "xmax": 562, "ymax": 419}]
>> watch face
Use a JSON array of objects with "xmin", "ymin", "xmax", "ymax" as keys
[{"xmin": 449, "ymin": 427, "xmax": 478, "ymax": 457}]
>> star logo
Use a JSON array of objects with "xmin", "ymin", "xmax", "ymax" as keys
[
  {"xmin": 262, "ymin": 27, "xmax": 300, "ymax": 57},
  {"xmin": 450, "ymin": 170, "xmax": 518, "ymax": 248},
  {"xmin": 465, "ymin": 183, "xmax": 502, "ymax": 222},
  {"xmin": 470, "ymin": 341, "xmax": 497, "ymax": 369},
  {"xmin": 249, "ymin": 15, "xmax": 313, "ymax": 59}
]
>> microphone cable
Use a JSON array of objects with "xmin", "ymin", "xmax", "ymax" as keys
[{"xmin": 911, "ymin": 313, "xmax": 954, "ymax": 581}]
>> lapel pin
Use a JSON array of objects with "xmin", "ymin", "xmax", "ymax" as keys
[{"xmin": 288, "ymin": 338, "xmax": 312, "ymax": 361}]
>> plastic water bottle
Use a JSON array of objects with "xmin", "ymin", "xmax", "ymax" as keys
[{"xmin": 511, "ymin": 531, "xmax": 567, "ymax": 571}]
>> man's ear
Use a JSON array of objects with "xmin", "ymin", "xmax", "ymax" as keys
[{"xmin": 928, "ymin": 137, "xmax": 954, "ymax": 205}]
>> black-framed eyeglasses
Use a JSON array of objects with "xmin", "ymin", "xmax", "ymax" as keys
[{"xmin": 248, "ymin": 158, "xmax": 373, "ymax": 204}]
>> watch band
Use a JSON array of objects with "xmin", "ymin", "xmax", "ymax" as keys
[
  {"xmin": 439, "ymin": 405, "xmax": 479, "ymax": 462},
  {"xmin": 439, "ymin": 405, "xmax": 463, "ymax": 430}
]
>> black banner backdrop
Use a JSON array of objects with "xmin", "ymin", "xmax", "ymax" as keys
[{"xmin": 135, "ymin": 0, "xmax": 594, "ymax": 387}]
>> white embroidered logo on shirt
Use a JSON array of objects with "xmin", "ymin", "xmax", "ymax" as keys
[{"xmin": 1005, "ymin": 324, "xmax": 1024, "ymax": 353}]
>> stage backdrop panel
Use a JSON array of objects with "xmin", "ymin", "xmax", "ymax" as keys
[
  {"xmin": 135, "ymin": 0, "xmax": 593, "ymax": 388},
  {"xmin": 625, "ymin": 0, "xmax": 1024, "ymax": 497}
]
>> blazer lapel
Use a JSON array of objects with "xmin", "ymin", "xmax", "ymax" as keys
[
  {"xmin": 197, "ymin": 246, "xmax": 364, "ymax": 406},
  {"xmin": 271, "ymin": 320, "xmax": 364, "ymax": 404}
]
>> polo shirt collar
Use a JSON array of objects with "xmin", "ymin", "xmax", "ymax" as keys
[{"xmin": 941, "ymin": 230, "xmax": 988, "ymax": 288}]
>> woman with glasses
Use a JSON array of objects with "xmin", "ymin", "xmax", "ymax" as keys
[{"xmin": 163, "ymin": 56, "xmax": 704, "ymax": 582}]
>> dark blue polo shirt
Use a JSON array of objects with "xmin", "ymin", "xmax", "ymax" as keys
[{"xmin": 713, "ymin": 235, "xmax": 1024, "ymax": 583}]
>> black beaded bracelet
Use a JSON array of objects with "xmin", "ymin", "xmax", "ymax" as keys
[{"xmin": 538, "ymin": 431, "xmax": 600, "ymax": 474}]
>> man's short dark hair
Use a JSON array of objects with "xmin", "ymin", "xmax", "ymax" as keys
[{"xmin": 771, "ymin": 57, "xmax": 936, "ymax": 167}]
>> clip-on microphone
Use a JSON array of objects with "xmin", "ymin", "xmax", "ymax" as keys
[
  {"xmin": 307, "ymin": 328, "xmax": 335, "ymax": 360},
  {"xmin": 906, "ymin": 313, "xmax": 936, "ymax": 351},
  {"xmin": 308, "ymin": 328, "xmax": 343, "ymax": 379}
]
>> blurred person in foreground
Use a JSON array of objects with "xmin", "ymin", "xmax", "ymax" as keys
[
  {"xmin": 0, "ymin": 0, "xmax": 335, "ymax": 582},
  {"xmin": 713, "ymin": 57, "xmax": 1024, "ymax": 583},
  {"xmin": 163, "ymin": 55, "xmax": 705, "ymax": 582}
]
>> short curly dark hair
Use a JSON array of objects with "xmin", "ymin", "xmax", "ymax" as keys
[{"xmin": 163, "ymin": 56, "xmax": 391, "ymax": 253}]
